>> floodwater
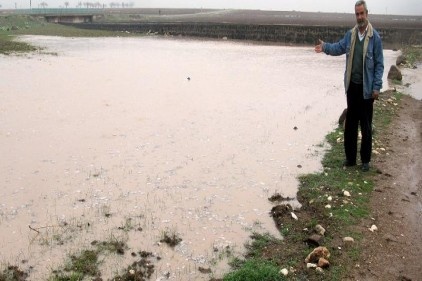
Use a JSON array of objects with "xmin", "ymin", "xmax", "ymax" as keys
[
  {"xmin": 400, "ymin": 65, "xmax": 422, "ymax": 100},
  {"xmin": 0, "ymin": 36, "xmax": 397, "ymax": 280}
]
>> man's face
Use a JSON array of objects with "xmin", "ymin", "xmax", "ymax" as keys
[{"xmin": 355, "ymin": 4, "xmax": 368, "ymax": 28}]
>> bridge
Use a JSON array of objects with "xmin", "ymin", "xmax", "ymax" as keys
[{"xmin": 14, "ymin": 8, "xmax": 103, "ymax": 23}]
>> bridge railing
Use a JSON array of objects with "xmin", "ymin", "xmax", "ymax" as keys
[{"xmin": 13, "ymin": 8, "xmax": 104, "ymax": 16}]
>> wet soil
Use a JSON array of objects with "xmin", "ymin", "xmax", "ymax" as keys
[{"xmin": 346, "ymin": 94, "xmax": 422, "ymax": 281}]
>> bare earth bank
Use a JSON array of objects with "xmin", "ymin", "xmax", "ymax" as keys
[{"xmin": 347, "ymin": 94, "xmax": 422, "ymax": 280}]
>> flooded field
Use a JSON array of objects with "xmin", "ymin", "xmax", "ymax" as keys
[{"xmin": 0, "ymin": 36, "xmax": 397, "ymax": 280}]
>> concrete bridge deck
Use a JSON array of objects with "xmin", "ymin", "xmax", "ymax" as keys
[{"xmin": 14, "ymin": 8, "xmax": 103, "ymax": 23}]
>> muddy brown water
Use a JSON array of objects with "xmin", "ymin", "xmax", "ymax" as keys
[{"xmin": 0, "ymin": 36, "xmax": 397, "ymax": 280}]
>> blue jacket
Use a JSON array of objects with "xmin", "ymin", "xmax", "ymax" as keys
[{"xmin": 322, "ymin": 22, "xmax": 384, "ymax": 99}]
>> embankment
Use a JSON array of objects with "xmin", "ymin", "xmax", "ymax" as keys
[{"xmin": 66, "ymin": 22, "xmax": 421, "ymax": 47}]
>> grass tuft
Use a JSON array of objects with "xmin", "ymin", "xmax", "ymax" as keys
[{"xmin": 223, "ymin": 259, "xmax": 285, "ymax": 281}]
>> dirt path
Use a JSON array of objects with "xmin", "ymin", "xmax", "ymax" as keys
[{"xmin": 348, "ymin": 94, "xmax": 422, "ymax": 280}]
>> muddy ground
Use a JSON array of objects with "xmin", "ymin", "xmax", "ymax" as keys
[{"xmin": 346, "ymin": 94, "xmax": 422, "ymax": 280}]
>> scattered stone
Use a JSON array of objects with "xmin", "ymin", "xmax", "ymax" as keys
[
  {"xmin": 327, "ymin": 196, "xmax": 333, "ymax": 201},
  {"xmin": 369, "ymin": 224, "xmax": 378, "ymax": 232},
  {"xmin": 280, "ymin": 268, "xmax": 289, "ymax": 276},
  {"xmin": 317, "ymin": 257, "xmax": 330, "ymax": 268},
  {"xmin": 325, "ymin": 204, "xmax": 331, "ymax": 209},
  {"xmin": 293, "ymin": 126, "xmax": 298, "ymax": 130},
  {"xmin": 343, "ymin": 190, "xmax": 351, "ymax": 197},
  {"xmin": 315, "ymin": 224, "xmax": 326, "ymax": 236},
  {"xmin": 343, "ymin": 237, "xmax": 355, "ymax": 244},
  {"xmin": 315, "ymin": 267, "xmax": 324, "ymax": 273},
  {"xmin": 387, "ymin": 65, "xmax": 402, "ymax": 81},
  {"xmin": 305, "ymin": 246, "xmax": 330, "ymax": 263},
  {"xmin": 410, "ymin": 191, "xmax": 417, "ymax": 196},
  {"xmin": 291, "ymin": 212, "xmax": 298, "ymax": 220},
  {"xmin": 396, "ymin": 54, "xmax": 407, "ymax": 66},
  {"xmin": 198, "ymin": 267, "xmax": 212, "ymax": 274},
  {"xmin": 305, "ymin": 234, "xmax": 324, "ymax": 247},
  {"xmin": 306, "ymin": 263, "xmax": 317, "ymax": 268},
  {"xmin": 384, "ymin": 233, "xmax": 399, "ymax": 243}
]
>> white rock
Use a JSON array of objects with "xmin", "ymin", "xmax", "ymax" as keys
[
  {"xmin": 343, "ymin": 237, "xmax": 355, "ymax": 243},
  {"xmin": 325, "ymin": 204, "xmax": 331, "ymax": 209},
  {"xmin": 369, "ymin": 224, "xmax": 378, "ymax": 232},
  {"xmin": 343, "ymin": 191, "xmax": 351, "ymax": 197},
  {"xmin": 316, "ymin": 267, "xmax": 324, "ymax": 273},
  {"xmin": 280, "ymin": 268, "xmax": 289, "ymax": 276},
  {"xmin": 291, "ymin": 212, "xmax": 298, "ymax": 220},
  {"xmin": 307, "ymin": 263, "xmax": 317, "ymax": 268},
  {"xmin": 315, "ymin": 224, "xmax": 326, "ymax": 236},
  {"xmin": 327, "ymin": 196, "xmax": 332, "ymax": 201}
]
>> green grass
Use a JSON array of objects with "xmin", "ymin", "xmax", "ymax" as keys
[
  {"xmin": 223, "ymin": 259, "xmax": 285, "ymax": 281},
  {"xmin": 48, "ymin": 235, "xmax": 128, "ymax": 280},
  {"xmin": 49, "ymin": 250, "xmax": 100, "ymax": 280},
  {"xmin": 0, "ymin": 14, "xmax": 138, "ymax": 55},
  {"xmin": 402, "ymin": 45, "xmax": 422, "ymax": 66},
  {"xmin": 0, "ymin": 34, "xmax": 38, "ymax": 54}
]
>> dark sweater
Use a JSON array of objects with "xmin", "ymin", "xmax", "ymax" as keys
[{"xmin": 351, "ymin": 32, "xmax": 364, "ymax": 84}]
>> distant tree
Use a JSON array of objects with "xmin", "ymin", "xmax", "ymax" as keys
[
  {"xmin": 110, "ymin": 2, "xmax": 120, "ymax": 8},
  {"xmin": 64, "ymin": 1, "xmax": 69, "ymax": 8},
  {"xmin": 39, "ymin": 2, "xmax": 48, "ymax": 8},
  {"xmin": 83, "ymin": 2, "xmax": 94, "ymax": 8}
]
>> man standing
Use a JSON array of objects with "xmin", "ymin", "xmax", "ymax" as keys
[{"xmin": 315, "ymin": 0, "xmax": 384, "ymax": 171}]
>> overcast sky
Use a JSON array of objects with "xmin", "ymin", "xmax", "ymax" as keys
[{"xmin": 2, "ymin": 0, "xmax": 421, "ymax": 15}]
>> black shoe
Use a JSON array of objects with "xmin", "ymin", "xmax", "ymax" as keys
[
  {"xmin": 361, "ymin": 163, "xmax": 370, "ymax": 172},
  {"xmin": 343, "ymin": 160, "xmax": 356, "ymax": 167}
]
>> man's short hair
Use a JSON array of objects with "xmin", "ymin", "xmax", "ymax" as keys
[{"xmin": 355, "ymin": 0, "xmax": 368, "ymax": 13}]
